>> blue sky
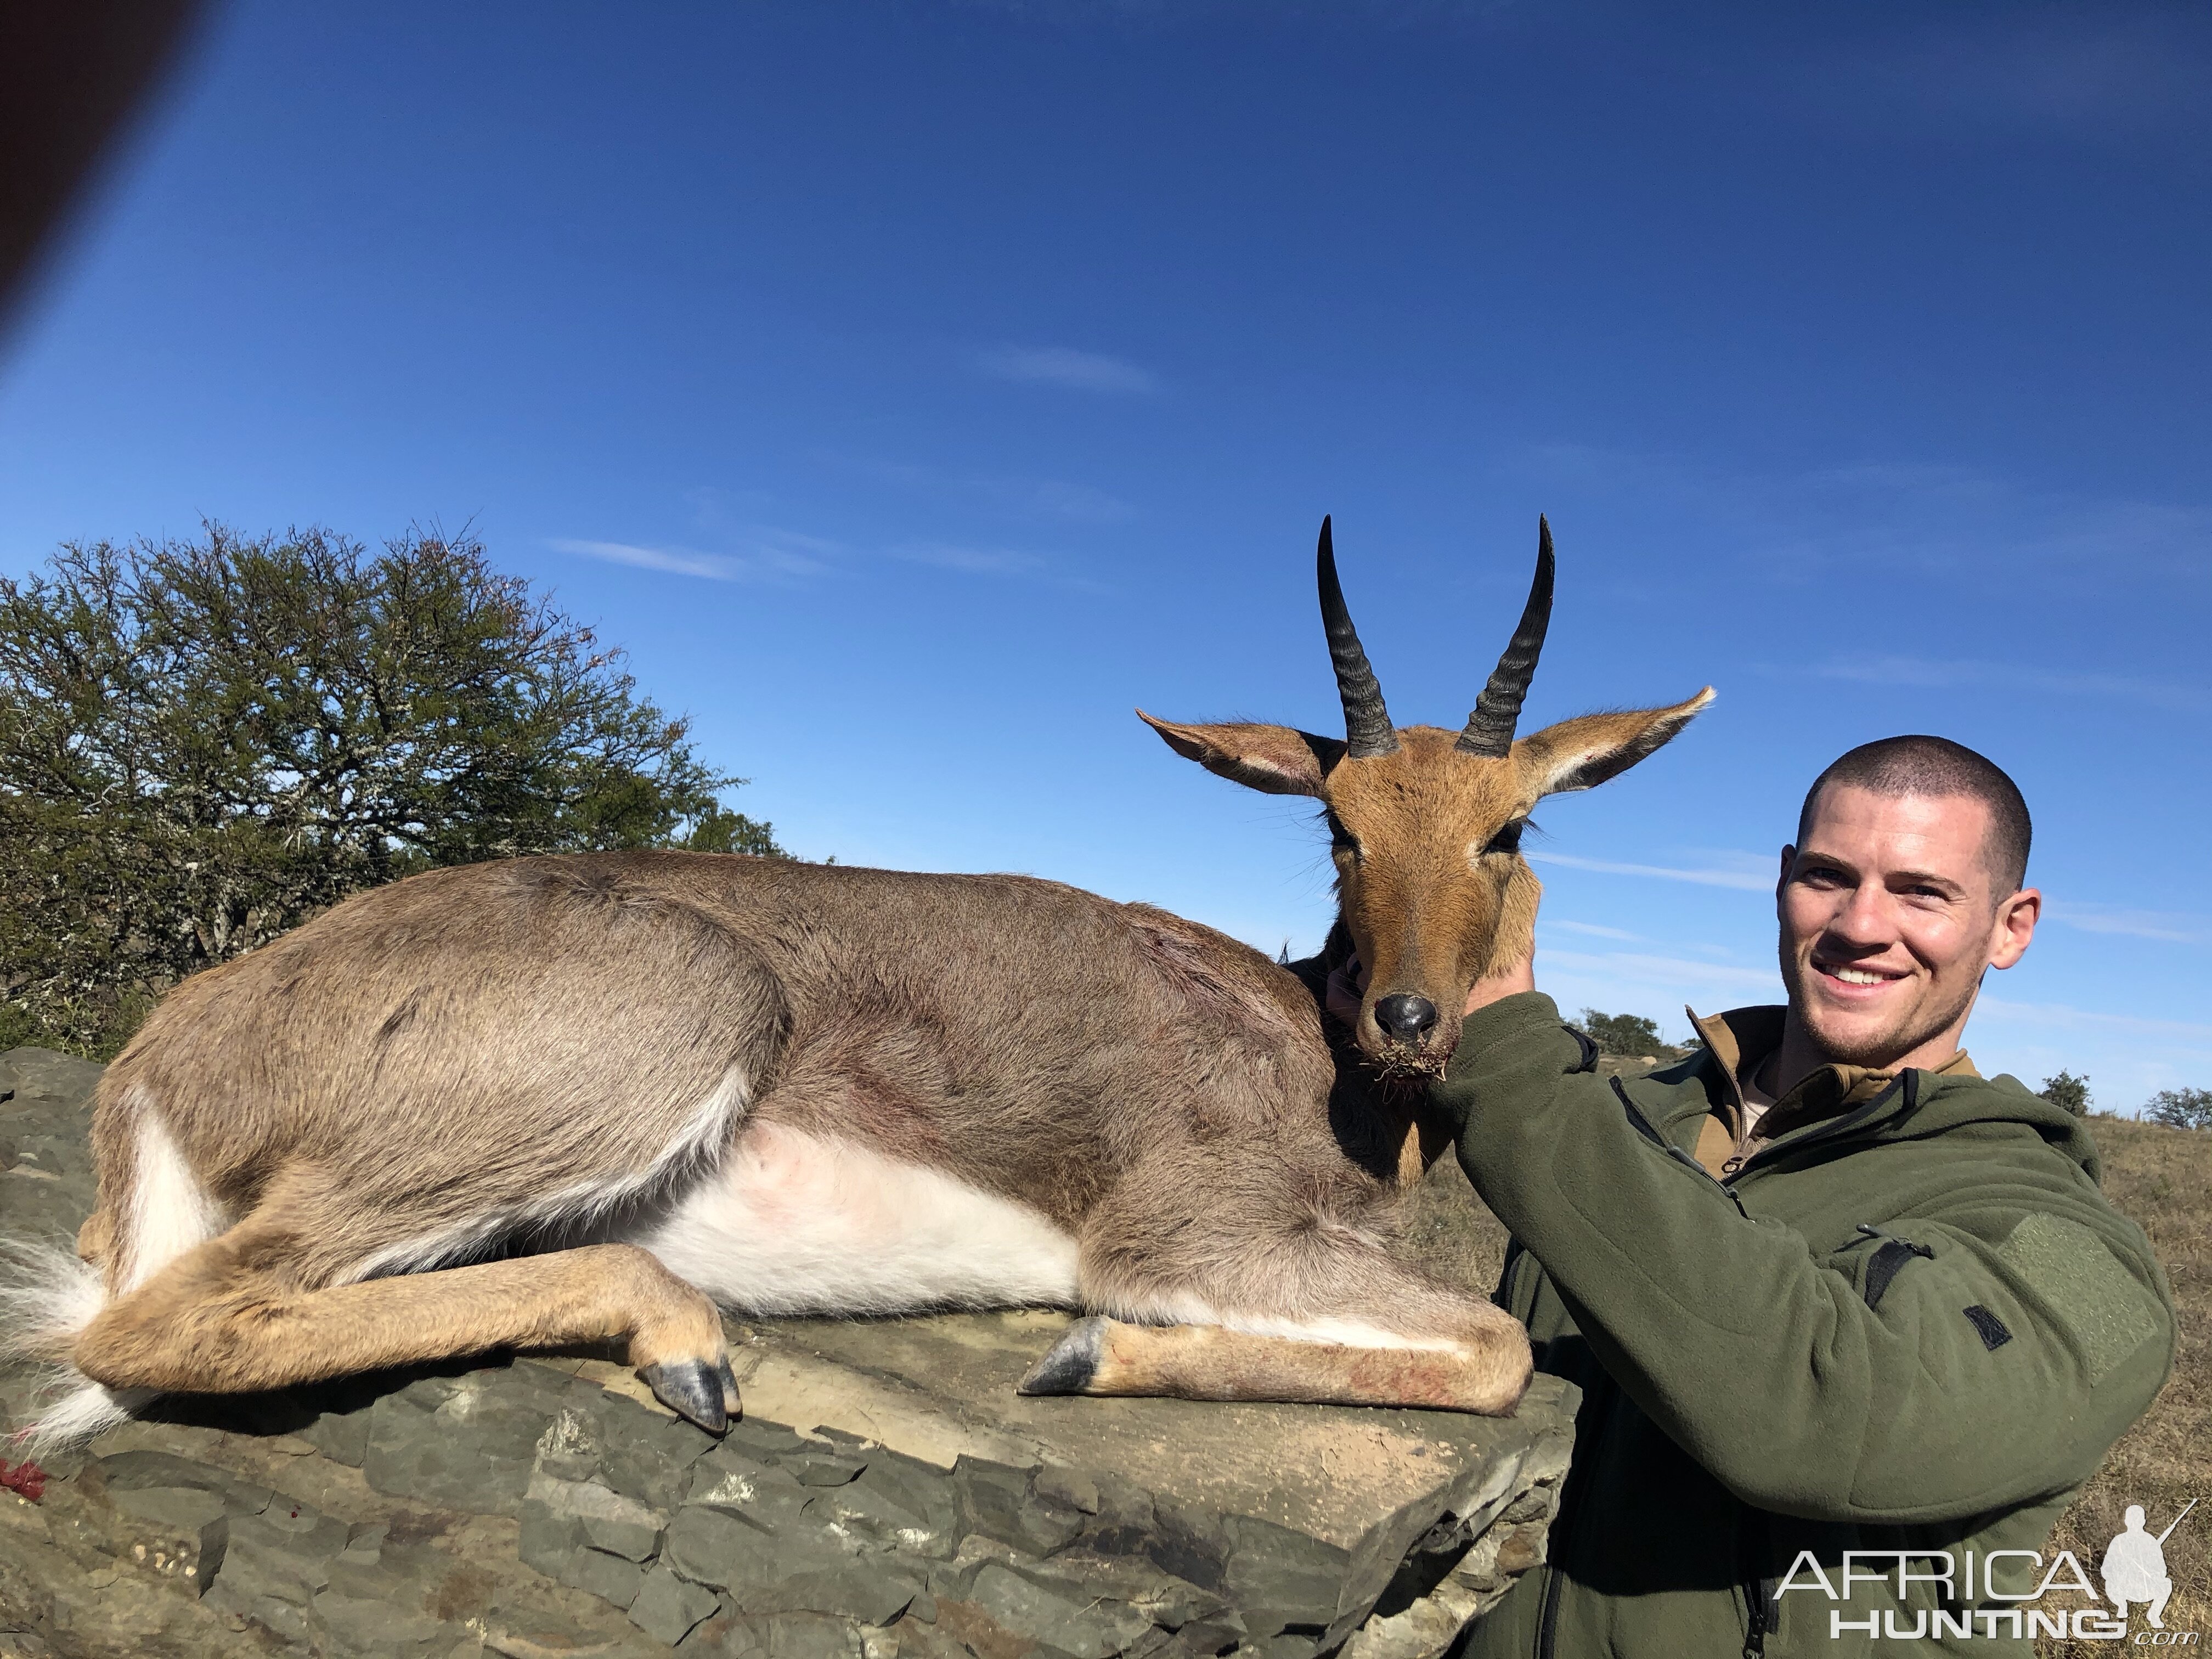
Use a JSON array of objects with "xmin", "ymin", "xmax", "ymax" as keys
[{"xmin": 5, "ymin": 2, "xmax": 2208, "ymax": 1109}]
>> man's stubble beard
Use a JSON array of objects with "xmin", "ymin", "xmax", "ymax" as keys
[{"xmin": 1778, "ymin": 949, "xmax": 1984, "ymax": 1071}]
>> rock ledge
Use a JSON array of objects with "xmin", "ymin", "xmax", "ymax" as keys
[{"xmin": 1, "ymin": 1047, "xmax": 1572, "ymax": 1659}]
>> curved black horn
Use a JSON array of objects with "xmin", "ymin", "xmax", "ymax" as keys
[
  {"xmin": 1316, "ymin": 516, "xmax": 1398, "ymax": 758},
  {"xmin": 1457, "ymin": 515, "xmax": 1556, "ymax": 757}
]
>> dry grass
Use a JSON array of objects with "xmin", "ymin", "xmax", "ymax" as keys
[
  {"xmin": 1402, "ymin": 1151, "xmax": 1512, "ymax": 1294},
  {"xmin": 2044, "ymin": 1114, "xmax": 2210, "ymax": 1652},
  {"xmin": 1404, "ymin": 1103, "xmax": 2211, "ymax": 1650}
]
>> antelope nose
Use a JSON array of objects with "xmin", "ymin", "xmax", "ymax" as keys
[{"xmin": 1375, "ymin": 994, "xmax": 1438, "ymax": 1042}]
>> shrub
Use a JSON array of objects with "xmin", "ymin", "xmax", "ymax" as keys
[
  {"xmin": 2039, "ymin": 1071, "xmax": 2092, "ymax": 1116},
  {"xmin": 1580, "ymin": 1008, "xmax": 1671, "ymax": 1058},
  {"xmin": 2146, "ymin": 1087, "xmax": 2212, "ymax": 1131},
  {"xmin": 0, "ymin": 524, "xmax": 784, "ymax": 1054}
]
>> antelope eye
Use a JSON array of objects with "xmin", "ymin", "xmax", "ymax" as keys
[
  {"xmin": 1484, "ymin": 820, "xmax": 1525, "ymax": 856},
  {"xmin": 1323, "ymin": 808, "xmax": 1361, "ymax": 860}
]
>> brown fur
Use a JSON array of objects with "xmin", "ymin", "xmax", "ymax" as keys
[
  {"xmin": 63, "ymin": 671, "xmax": 1708, "ymax": 1428},
  {"xmin": 76, "ymin": 1232, "xmax": 724, "ymax": 1395},
  {"xmin": 1139, "ymin": 693, "xmax": 1713, "ymax": 1077}
]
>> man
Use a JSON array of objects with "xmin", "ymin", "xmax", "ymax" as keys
[{"xmin": 1432, "ymin": 735, "xmax": 2175, "ymax": 1657}]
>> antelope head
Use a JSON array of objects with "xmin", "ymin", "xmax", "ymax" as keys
[{"xmin": 1142, "ymin": 516, "xmax": 1713, "ymax": 1077}]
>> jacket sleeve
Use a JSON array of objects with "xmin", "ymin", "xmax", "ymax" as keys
[{"xmin": 1438, "ymin": 992, "xmax": 2175, "ymax": 1526}]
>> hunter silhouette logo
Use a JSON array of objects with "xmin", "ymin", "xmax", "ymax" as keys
[{"xmin": 2103, "ymin": 1499, "xmax": 2195, "ymax": 1630}]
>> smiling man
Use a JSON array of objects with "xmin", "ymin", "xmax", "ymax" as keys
[
  {"xmin": 1431, "ymin": 736, "xmax": 2175, "ymax": 1658},
  {"xmin": 1759, "ymin": 738, "xmax": 2037, "ymax": 1097}
]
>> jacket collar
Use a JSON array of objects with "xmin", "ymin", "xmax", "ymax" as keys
[{"xmin": 1685, "ymin": 1004, "xmax": 1979, "ymax": 1145}]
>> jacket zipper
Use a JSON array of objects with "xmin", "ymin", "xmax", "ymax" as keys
[
  {"xmin": 1536, "ymin": 1392, "xmax": 1605, "ymax": 1659},
  {"xmin": 1610, "ymin": 1077, "xmax": 1749, "ymax": 1217},
  {"xmin": 1739, "ymin": 1506, "xmax": 1775, "ymax": 1658},
  {"xmin": 1536, "ymin": 1539, "xmax": 1567, "ymax": 1659},
  {"xmin": 1538, "ymin": 1069, "xmax": 1893, "ymax": 1659},
  {"xmin": 1560, "ymin": 1070, "xmax": 1923, "ymax": 1659}
]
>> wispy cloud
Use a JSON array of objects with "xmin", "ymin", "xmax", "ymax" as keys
[
  {"xmin": 2047, "ymin": 904, "xmax": 2212, "ymax": 946},
  {"xmin": 552, "ymin": 539, "xmax": 743, "ymax": 579},
  {"xmin": 977, "ymin": 345, "xmax": 1158, "ymax": 394},
  {"xmin": 550, "ymin": 537, "xmax": 828, "ymax": 583},
  {"xmin": 1518, "ymin": 442, "xmax": 2212, "ymax": 587},
  {"xmin": 1798, "ymin": 655, "xmax": 2211, "ymax": 715},
  {"xmin": 1541, "ymin": 918, "xmax": 1643, "ymax": 941},
  {"xmin": 1808, "ymin": 10, "xmax": 2212, "ymax": 142},
  {"xmin": 1540, "ymin": 947, "xmax": 1780, "ymax": 995},
  {"xmin": 1975, "ymin": 996, "xmax": 2212, "ymax": 1046},
  {"xmin": 1528, "ymin": 850, "xmax": 1773, "ymax": 891},
  {"xmin": 556, "ymin": 523, "xmax": 1091, "ymax": 590}
]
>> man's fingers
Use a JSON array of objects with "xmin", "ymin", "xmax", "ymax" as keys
[
  {"xmin": 1325, "ymin": 970, "xmax": 1362, "ymax": 1027},
  {"xmin": 1465, "ymin": 951, "xmax": 1537, "ymax": 1015},
  {"xmin": 1324, "ymin": 956, "xmax": 1365, "ymax": 1028}
]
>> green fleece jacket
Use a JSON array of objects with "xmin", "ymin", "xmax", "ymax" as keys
[{"xmin": 1434, "ymin": 994, "xmax": 2175, "ymax": 1659}]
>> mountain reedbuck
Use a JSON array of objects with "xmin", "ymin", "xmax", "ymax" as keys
[{"xmin": 6, "ymin": 517, "xmax": 1712, "ymax": 1449}]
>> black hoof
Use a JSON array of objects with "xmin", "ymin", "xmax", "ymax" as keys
[
  {"xmin": 1018, "ymin": 1316, "xmax": 1109, "ymax": 1396},
  {"xmin": 642, "ymin": 1358, "xmax": 732, "ymax": 1433}
]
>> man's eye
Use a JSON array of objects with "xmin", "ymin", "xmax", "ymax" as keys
[{"xmin": 1484, "ymin": 820, "xmax": 1525, "ymax": 856}]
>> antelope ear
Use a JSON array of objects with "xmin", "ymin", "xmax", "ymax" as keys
[
  {"xmin": 1138, "ymin": 712, "xmax": 1343, "ymax": 797},
  {"xmin": 1517, "ymin": 688, "xmax": 1715, "ymax": 797}
]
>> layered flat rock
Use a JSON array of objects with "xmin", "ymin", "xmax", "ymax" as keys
[{"xmin": 0, "ymin": 1047, "xmax": 1573, "ymax": 1659}]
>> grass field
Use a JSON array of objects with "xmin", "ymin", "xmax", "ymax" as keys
[
  {"xmin": 1406, "ymin": 1101, "xmax": 2211, "ymax": 1652},
  {"xmin": 2046, "ymin": 1114, "xmax": 2209, "ymax": 1652}
]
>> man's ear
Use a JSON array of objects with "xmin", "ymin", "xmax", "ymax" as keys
[
  {"xmin": 1988, "ymin": 888, "xmax": 2041, "ymax": 971},
  {"xmin": 1515, "ymin": 688, "xmax": 1716, "ymax": 798},
  {"xmin": 1138, "ymin": 712, "xmax": 1342, "ymax": 797}
]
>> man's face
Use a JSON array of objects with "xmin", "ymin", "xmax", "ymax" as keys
[{"xmin": 1778, "ymin": 785, "xmax": 2039, "ymax": 1069}]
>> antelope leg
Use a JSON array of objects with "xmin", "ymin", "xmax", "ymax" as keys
[
  {"xmin": 1021, "ymin": 1311, "xmax": 1530, "ymax": 1415},
  {"xmin": 73, "ymin": 1228, "xmax": 740, "ymax": 1431}
]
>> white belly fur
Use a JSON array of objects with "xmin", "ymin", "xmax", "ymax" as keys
[{"xmin": 622, "ymin": 1124, "xmax": 1083, "ymax": 1317}]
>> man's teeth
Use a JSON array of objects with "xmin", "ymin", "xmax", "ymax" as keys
[{"xmin": 1829, "ymin": 966, "xmax": 1891, "ymax": 986}]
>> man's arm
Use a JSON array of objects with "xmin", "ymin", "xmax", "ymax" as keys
[{"xmin": 1437, "ymin": 989, "xmax": 2174, "ymax": 1525}]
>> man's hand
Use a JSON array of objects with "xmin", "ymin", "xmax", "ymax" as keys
[
  {"xmin": 1465, "ymin": 953, "xmax": 1536, "ymax": 1015},
  {"xmin": 1324, "ymin": 958, "xmax": 1364, "ymax": 1030}
]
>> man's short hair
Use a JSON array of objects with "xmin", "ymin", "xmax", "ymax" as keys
[{"xmin": 1797, "ymin": 736, "xmax": 2032, "ymax": 894}]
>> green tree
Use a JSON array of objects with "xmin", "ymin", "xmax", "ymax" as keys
[
  {"xmin": 2038, "ymin": 1070, "xmax": 2092, "ymax": 1116},
  {"xmin": 2146, "ymin": 1087, "xmax": 2212, "ymax": 1131},
  {"xmin": 1580, "ymin": 1008, "xmax": 1673, "ymax": 1059},
  {"xmin": 0, "ymin": 524, "xmax": 783, "ymax": 1054}
]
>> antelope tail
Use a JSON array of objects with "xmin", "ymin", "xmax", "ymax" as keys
[{"xmin": 1, "ymin": 1102, "xmax": 222, "ymax": 1453}]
